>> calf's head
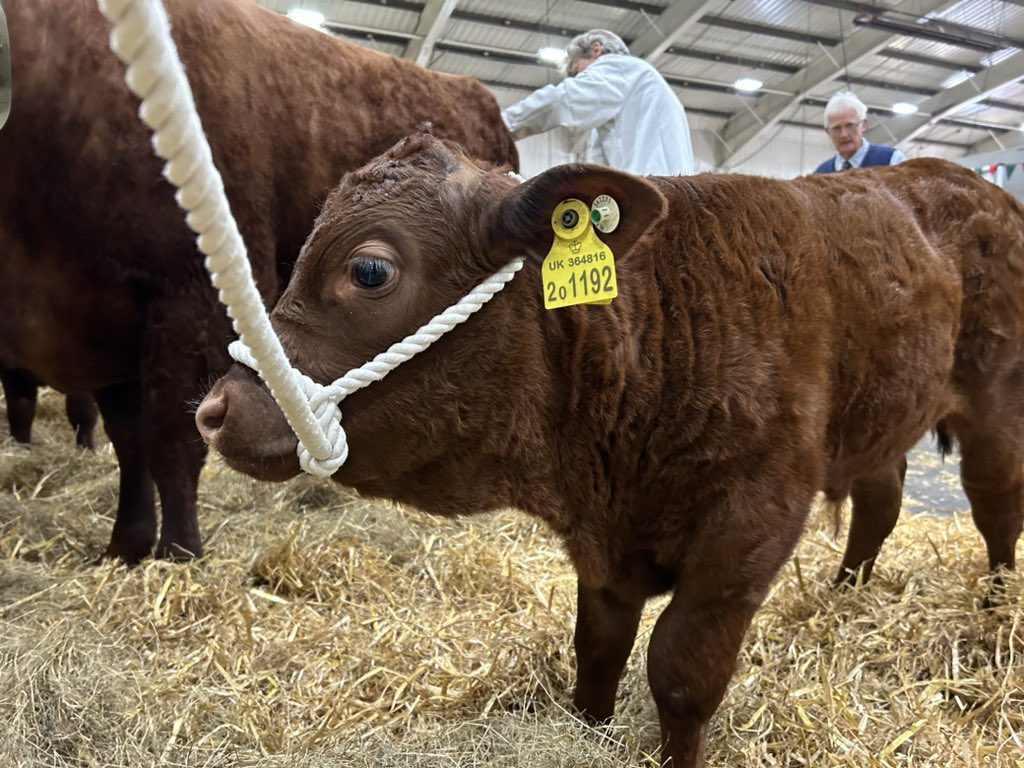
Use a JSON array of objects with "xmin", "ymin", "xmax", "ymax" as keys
[{"xmin": 197, "ymin": 133, "xmax": 668, "ymax": 496}]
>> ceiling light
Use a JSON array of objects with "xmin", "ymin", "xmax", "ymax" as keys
[
  {"xmin": 940, "ymin": 70, "xmax": 973, "ymax": 89},
  {"xmin": 980, "ymin": 48, "xmax": 1018, "ymax": 68},
  {"xmin": 733, "ymin": 77, "xmax": 763, "ymax": 92},
  {"xmin": 538, "ymin": 47, "xmax": 567, "ymax": 66},
  {"xmin": 892, "ymin": 102, "xmax": 919, "ymax": 115},
  {"xmin": 287, "ymin": 8, "xmax": 325, "ymax": 28}
]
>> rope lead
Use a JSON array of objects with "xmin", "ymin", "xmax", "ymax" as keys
[{"xmin": 97, "ymin": 0, "xmax": 522, "ymax": 476}]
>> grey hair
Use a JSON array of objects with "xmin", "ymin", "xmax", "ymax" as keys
[
  {"xmin": 563, "ymin": 29, "xmax": 630, "ymax": 73},
  {"xmin": 823, "ymin": 91, "xmax": 868, "ymax": 128}
]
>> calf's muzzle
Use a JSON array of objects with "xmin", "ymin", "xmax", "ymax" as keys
[{"xmin": 196, "ymin": 364, "xmax": 302, "ymax": 482}]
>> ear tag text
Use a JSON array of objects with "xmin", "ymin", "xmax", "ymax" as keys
[{"xmin": 543, "ymin": 198, "xmax": 618, "ymax": 310}]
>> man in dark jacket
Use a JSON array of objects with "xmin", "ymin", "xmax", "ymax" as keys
[{"xmin": 814, "ymin": 91, "xmax": 906, "ymax": 173}]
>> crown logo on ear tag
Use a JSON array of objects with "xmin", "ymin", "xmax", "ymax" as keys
[{"xmin": 542, "ymin": 198, "xmax": 618, "ymax": 310}]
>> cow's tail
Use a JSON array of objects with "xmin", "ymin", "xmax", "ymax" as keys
[{"xmin": 935, "ymin": 419, "xmax": 955, "ymax": 460}]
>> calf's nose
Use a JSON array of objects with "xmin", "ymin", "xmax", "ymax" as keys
[
  {"xmin": 193, "ymin": 366, "xmax": 303, "ymax": 482},
  {"xmin": 195, "ymin": 387, "xmax": 228, "ymax": 443}
]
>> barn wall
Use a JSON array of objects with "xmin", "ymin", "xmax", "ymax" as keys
[{"xmin": 512, "ymin": 123, "xmax": 837, "ymax": 180}]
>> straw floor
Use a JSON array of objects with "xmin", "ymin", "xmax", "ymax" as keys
[{"xmin": 0, "ymin": 391, "xmax": 1021, "ymax": 767}]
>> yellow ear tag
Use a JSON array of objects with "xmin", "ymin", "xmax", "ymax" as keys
[{"xmin": 542, "ymin": 198, "xmax": 618, "ymax": 310}]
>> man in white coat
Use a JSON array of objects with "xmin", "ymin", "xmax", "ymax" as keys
[{"xmin": 501, "ymin": 30, "xmax": 695, "ymax": 176}]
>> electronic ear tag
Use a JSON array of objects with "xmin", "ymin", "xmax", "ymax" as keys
[{"xmin": 542, "ymin": 198, "xmax": 618, "ymax": 310}]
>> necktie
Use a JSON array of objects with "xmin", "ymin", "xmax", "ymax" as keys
[{"xmin": 842, "ymin": 160, "xmax": 853, "ymax": 170}]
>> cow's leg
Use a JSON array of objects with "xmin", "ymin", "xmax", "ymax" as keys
[
  {"xmin": 572, "ymin": 583, "xmax": 644, "ymax": 723},
  {"xmin": 647, "ymin": 499, "xmax": 807, "ymax": 768},
  {"xmin": 149, "ymin": 418, "xmax": 206, "ymax": 561},
  {"xmin": 835, "ymin": 456, "xmax": 907, "ymax": 586},
  {"xmin": 140, "ymin": 306, "xmax": 212, "ymax": 561},
  {"xmin": 65, "ymin": 392, "xmax": 99, "ymax": 451},
  {"xmin": 957, "ymin": 431, "xmax": 1023, "ymax": 573},
  {"xmin": 94, "ymin": 382, "xmax": 156, "ymax": 564},
  {"xmin": 1, "ymin": 369, "xmax": 39, "ymax": 443}
]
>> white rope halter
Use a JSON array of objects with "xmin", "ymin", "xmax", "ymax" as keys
[{"xmin": 97, "ymin": 0, "xmax": 523, "ymax": 476}]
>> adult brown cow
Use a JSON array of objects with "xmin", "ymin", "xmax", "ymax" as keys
[
  {"xmin": 0, "ymin": 1, "xmax": 516, "ymax": 563},
  {"xmin": 197, "ymin": 135, "xmax": 1023, "ymax": 767}
]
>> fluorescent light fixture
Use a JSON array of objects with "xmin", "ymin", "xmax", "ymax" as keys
[
  {"xmin": 733, "ymin": 77, "xmax": 763, "ymax": 92},
  {"xmin": 980, "ymin": 47, "xmax": 1017, "ymax": 68},
  {"xmin": 854, "ymin": 13, "xmax": 1007, "ymax": 53},
  {"xmin": 892, "ymin": 102, "xmax": 919, "ymax": 115},
  {"xmin": 287, "ymin": 8, "xmax": 325, "ymax": 28},
  {"xmin": 1018, "ymin": 122, "xmax": 1024, "ymax": 133},
  {"xmin": 538, "ymin": 46, "xmax": 567, "ymax": 66},
  {"xmin": 940, "ymin": 70, "xmax": 974, "ymax": 89}
]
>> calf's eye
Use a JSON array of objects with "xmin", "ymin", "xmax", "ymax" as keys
[{"xmin": 352, "ymin": 257, "xmax": 395, "ymax": 289}]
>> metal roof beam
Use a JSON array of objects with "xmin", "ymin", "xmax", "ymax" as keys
[
  {"xmin": 700, "ymin": 14, "xmax": 838, "ymax": 46},
  {"xmin": 844, "ymin": 76, "xmax": 937, "ymax": 97},
  {"xmin": 630, "ymin": 0, "xmax": 721, "ymax": 62},
  {"xmin": 714, "ymin": 0, "xmax": 958, "ymax": 169},
  {"xmin": 867, "ymin": 53, "xmax": 1024, "ymax": 147},
  {"xmin": 448, "ymin": 9, "xmax": 576, "ymax": 39},
  {"xmin": 405, "ymin": 0, "xmax": 461, "ymax": 66},
  {"xmin": 966, "ymin": 130, "xmax": 1024, "ymax": 155},
  {"xmin": 667, "ymin": 47, "xmax": 798, "ymax": 74},
  {"xmin": 878, "ymin": 48, "xmax": 982, "ymax": 73}
]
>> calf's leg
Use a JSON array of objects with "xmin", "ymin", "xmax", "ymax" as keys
[
  {"xmin": 149, "ymin": 428, "xmax": 206, "ymax": 561},
  {"xmin": 836, "ymin": 457, "xmax": 907, "ymax": 586},
  {"xmin": 647, "ymin": 499, "xmax": 807, "ymax": 768},
  {"xmin": 573, "ymin": 583, "xmax": 644, "ymax": 723},
  {"xmin": 1, "ymin": 368, "xmax": 38, "ymax": 443},
  {"xmin": 95, "ymin": 382, "xmax": 157, "ymax": 564},
  {"xmin": 139, "ymin": 310, "xmax": 211, "ymax": 561},
  {"xmin": 958, "ymin": 431, "xmax": 1023, "ymax": 573}
]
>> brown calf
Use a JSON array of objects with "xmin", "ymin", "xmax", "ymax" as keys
[
  {"xmin": 0, "ymin": 1, "xmax": 516, "ymax": 563},
  {"xmin": 196, "ymin": 135, "xmax": 1023, "ymax": 767}
]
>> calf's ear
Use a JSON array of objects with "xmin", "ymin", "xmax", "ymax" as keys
[{"xmin": 487, "ymin": 164, "xmax": 669, "ymax": 263}]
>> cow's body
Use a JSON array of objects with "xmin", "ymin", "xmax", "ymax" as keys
[
  {"xmin": 197, "ymin": 136, "xmax": 1024, "ymax": 767},
  {"xmin": 0, "ymin": 1, "xmax": 516, "ymax": 562}
]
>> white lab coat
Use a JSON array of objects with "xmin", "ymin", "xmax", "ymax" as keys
[{"xmin": 501, "ymin": 54, "xmax": 695, "ymax": 176}]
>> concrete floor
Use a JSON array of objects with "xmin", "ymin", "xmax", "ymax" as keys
[{"xmin": 903, "ymin": 435, "xmax": 969, "ymax": 515}]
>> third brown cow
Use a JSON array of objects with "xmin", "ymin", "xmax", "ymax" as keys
[
  {"xmin": 0, "ymin": 0, "xmax": 516, "ymax": 563},
  {"xmin": 197, "ymin": 135, "xmax": 1022, "ymax": 767}
]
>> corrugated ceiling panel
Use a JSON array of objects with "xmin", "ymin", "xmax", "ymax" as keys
[
  {"xmin": 937, "ymin": 0, "xmax": 1024, "ymax": 39},
  {"xmin": 670, "ymin": 31, "xmax": 809, "ymax": 71},
  {"xmin": 886, "ymin": 35, "xmax": 991, "ymax": 67},
  {"xmin": 674, "ymin": 88, "xmax": 751, "ymax": 116},
  {"xmin": 336, "ymin": 34, "xmax": 407, "ymax": 57},
  {"xmin": 718, "ymin": 0, "xmax": 841, "ymax": 38},
  {"xmin": 256, "ymin": 0, "xmax": 292, "ymax": 14},
  {"xmin": 914, "ymin": 122, "xmax": 991, "ymax": 150},
  {"xmin": 679, "ymin": 23, "xmax": 825, "ymax": 65},
  {"xmin": 857, "ymin": 52, "xmax": 962, "ymax": 89},
  {"xmin": 322, "ymin": 1, "xmax": 420, "ymax": 34},
  {"xmin": 986, "ymin": 79, "xmax": 1024, "ymax": 104},
  {"xmin": 458, "ymin": 0, "xmax": 636, "ymax": 36}
]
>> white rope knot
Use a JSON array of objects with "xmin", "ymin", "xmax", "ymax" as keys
[{"xmin": 298, "ymin": 389, "xmax": 347, "ymax": 477}]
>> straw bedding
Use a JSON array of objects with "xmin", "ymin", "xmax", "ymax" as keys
[{"xmin": 0, "ymin": 391, "xmax": 1021, "ymax": 767}]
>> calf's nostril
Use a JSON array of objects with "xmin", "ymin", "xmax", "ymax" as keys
[{"xmin": 195, "ymin": 393, "xmax": 228, "ymax": 439}]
